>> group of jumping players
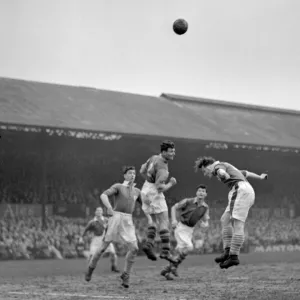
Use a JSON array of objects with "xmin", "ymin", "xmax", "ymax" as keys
[{"xmin": 82, "ymin": 140, "xmax": 268, "ymax": 288}]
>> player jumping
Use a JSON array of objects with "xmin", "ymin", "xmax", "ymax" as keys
[
  {"xmin": 85, "ymin": 166, "xmax": 142, "ymax": 288},
  {"xmin": 161, "ymin": 184, "xmax": 210, "ymax": 280},
  {"xmin": 140, "ymin": 140, "xmax": 177, "ymax": 263},
  {"xmin": 194, "ymin": 156, "xmax": 268, "ymax": 269},
  {"xmin": 80, "ymin": 207, "xmax": 119, "ymax": 273}
]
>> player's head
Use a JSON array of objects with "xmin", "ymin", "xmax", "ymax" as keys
[
  {"xmin": 196, "ymin": 184, "xmax": 207, "ymax": 199},
  {"xmin": 194, "ymin": 156, "xmax": 216, "ymax": 178},
  {"xmin": 95, "ymin": 207, "xmax": 103, "ymax": 218},
  {"xmin": 123, "ymin": 165, "xmax": 136, "ymax": 183},
  {"xmin": 160, "ymin": 140, "xmax": 176, "ymax": 160}
]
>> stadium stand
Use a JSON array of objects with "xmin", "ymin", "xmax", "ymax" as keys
[
  {"xmin": 1, "ymin": 77, "xmax": 300, "ymax": 147},
  {"xmin": 161, "ymin": 93, "xmax": 300, "ymax": 148},
  {"xmin": 0, "ymin": 77, "xmax": 300, "ymax": 260}
]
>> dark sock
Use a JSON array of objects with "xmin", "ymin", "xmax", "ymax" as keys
[
  {"xmin": 146, "ymin": 226, "xmax": 156, "ymax": 247},
  {"xmin": 159, "ymin": 229, "xmax": 170, "ymax": 254}
]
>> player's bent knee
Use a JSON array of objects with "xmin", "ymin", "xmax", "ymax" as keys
[
  {"xmin": 128, "ymin": 242, "xmax": 139, "ymax": 253},
  {"xmin": 160, "ymin": 221, "xmax": 169, "ymax": 231},
  {"xmin": 186, "ymin": 245, "xmax": 194, "ymax": 252},
  {"xmin": 233, "ymin": 219, "xmax": 244, "ymax": 234},
  {"xmin": 178, "ymin": 246, "xmax": 191, "ymax": 254},
  {"xmin": 161, "ymin": 215, "xmax": 170, "ymax": 229},
  {"xmin": 221, "ymin": 212, "xmax": 231, "ymax": 227}
]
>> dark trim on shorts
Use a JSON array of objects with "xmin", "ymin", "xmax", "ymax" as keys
[
  {"xmin": 181, "ymin": 221, "xmax": 193, "ymax": 228},
  {"xmin": 229, "ymin": 183, "xmax": 239, "ymax": 215}
]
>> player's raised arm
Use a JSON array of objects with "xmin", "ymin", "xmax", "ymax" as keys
[{"xmin": 241, "ymin": 170, "xmax": 268, "ymax": 180}]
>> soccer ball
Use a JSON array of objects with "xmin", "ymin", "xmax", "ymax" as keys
[{"xmin": 173, "ymin": 19, "xmax": 188, "ymax": 35}]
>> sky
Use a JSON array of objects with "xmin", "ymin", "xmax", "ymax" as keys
[{"xmin": 0, "ymin": 0, "xmax": 300, "ymax": 110}]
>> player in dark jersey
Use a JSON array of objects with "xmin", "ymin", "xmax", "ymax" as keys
[
  {"xmin": 140, "ymin": 140, "xmax": 177, "ymax": 263},
  {"xmin": 161, "ymin": 184, "xmax": 210, "ymax": 280},
  {"xmin": 85, "ymin": 166, "xmax": 142, "ymax": 288},
  {"xmin": 81, "ymin": 207, "xmax": 119, "ymax": 273},
  {"xmin": 195, "ymin": 156, "xmax": 268, "ymax": 269}
]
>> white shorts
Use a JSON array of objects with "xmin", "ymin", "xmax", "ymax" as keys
[
  {"xmin": 194, "ymin": 239, "xmax": 204, "ymax": 250},
  {"xmin": 225, "ymin": 181, "xmax": 255, "ymax": 222},
  {"xmin": 141, "ymin": 181, "xmax": 168, "ymax": 215},
  {"xmin": 104, "ymin": 211, "xmax": 137, "ymax": 244},
  {"xmin": 174, "ymin": 222, "xmax": 194, "ymax": 251},
  {"xmin": 90, "ymin": 236, "xmax": 116, "ymax": 255}
]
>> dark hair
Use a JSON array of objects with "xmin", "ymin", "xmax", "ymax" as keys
[
  {"xmin": 160, "ymin": 140, "xmax": 175, "ymax": 152},
  {"xmin": 122, "ymin": 166, "xmax": 136, "ymax": 174},
  {"xmin": 194, "ymin": 156, "xmax": 216, "ymax": 172},
  {"xmin": 196, "ymin": 184, "xmax": 207, "ymax": 191}
]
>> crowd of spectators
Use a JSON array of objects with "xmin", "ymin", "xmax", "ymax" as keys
[
  {"xmin": 1, "ymin": 130, "xmax": 299, "ymax": 260},
  {"xmin": 1, "ymin": 213, "xmax": 299, "ymax": 260}
]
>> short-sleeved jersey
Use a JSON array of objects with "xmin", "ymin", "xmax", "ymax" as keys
[
  {"xmin": 141, "ymin": 155, "xmax": 169, "ymax": 184},
  {"xmin": 176, "ymin": 197, "xmax": 209, "ymax": 228},
  {"xmin": 213, "ymin": 162, "xmax": 248, "ymax": 190},
  {"xmin": 103, "ymin": 182, "xmax": 141, "ymax": 214},
  {"xmin": 85, "ymin": 217, "xmax": 108, "ymax": 236}
]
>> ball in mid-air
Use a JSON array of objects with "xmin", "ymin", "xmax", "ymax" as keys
[{"xmin": 173, "ymin": 18, "xmax": 188, "ymax": 35}]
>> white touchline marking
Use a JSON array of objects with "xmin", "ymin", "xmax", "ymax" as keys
[{"xmin": 8, "ymin": 292, "xmax": 129, "ymax": 299}]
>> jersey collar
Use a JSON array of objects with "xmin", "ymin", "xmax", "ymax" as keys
[
  {"xmin": 123, "ymin": 181, "xmax": 136, "ymax": 187},
  {"xmin": 159, "ymin": 153, "xmax": 168, "ymax": 163},
  {"xmin": 194, "ymin": 197, "xmax": 207, "ymax": 206}
]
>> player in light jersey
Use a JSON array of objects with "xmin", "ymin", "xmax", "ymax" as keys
[
  {"xmin": 161, "ymin": 184, "xmax": 210, "ymax": 280},
  {"xmin": 85, "ymin": 166, "xmax": 142, "ymax": 288},
  {"xmin": 140, "ymin": 140, "xmax": 177, "ymax": 263},
  {"xmin": 194, "ymin": 156, "xmax": 268, "ymax": 269},
  {"xmin": 81, "ymin": 207, "xmax": 119, "ymax": 273}
]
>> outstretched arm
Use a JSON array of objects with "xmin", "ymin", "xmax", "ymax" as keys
[{"xmin": 242, "ymin": 170, "xmax": 268, "ymax": 180}]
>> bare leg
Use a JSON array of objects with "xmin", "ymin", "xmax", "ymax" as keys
[
  {"xmin": 85, "ymin": 241, "xmax": 111, "ymax": 282},
  {"xmin": 121, "ymin": 241, "xmax": 139, "ymax": 288}
]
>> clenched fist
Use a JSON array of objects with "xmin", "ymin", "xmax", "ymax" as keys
[{"xmin": 169, "ymin": 177, "xmax": 177, "ymax": 186}]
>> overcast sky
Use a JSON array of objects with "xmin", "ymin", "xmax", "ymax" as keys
[{"xmin": 0, "ymin": 0, "xmax": 299, "ymax": 110}]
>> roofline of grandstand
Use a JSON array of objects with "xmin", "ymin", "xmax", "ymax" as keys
[
  {"xmin": 0, "ymin": 76, "xmax": 158, "ymax": 100},
  {"xmin": 3, "ymin": 77, "xmax": 299, "ymax": 116},
  {"xmin": 161, "ymin": 93, "xmax": 300, "ymax": 117},
  {"xmin": 1, "ymin": 121, "xmax": 300, "ymax": 152}
]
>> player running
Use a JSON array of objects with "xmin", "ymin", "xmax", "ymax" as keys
[
  {"xmin": 80, "ymin": 207, "xmax": 119, "ymax": 273},
  {"xmin": 85, "ymin": 166, "xmax": 142, "ymax": 288},
  {"xmin": 161, "ymin": 184, "xmax": 210, "ymax": 280},
  {"xmin": 194, "ymin": 156, "xmax": 268, "ymax": 269},
  {"xmin": 140, "ymin": 140, "xmax": 177, "ymax": 263}
]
